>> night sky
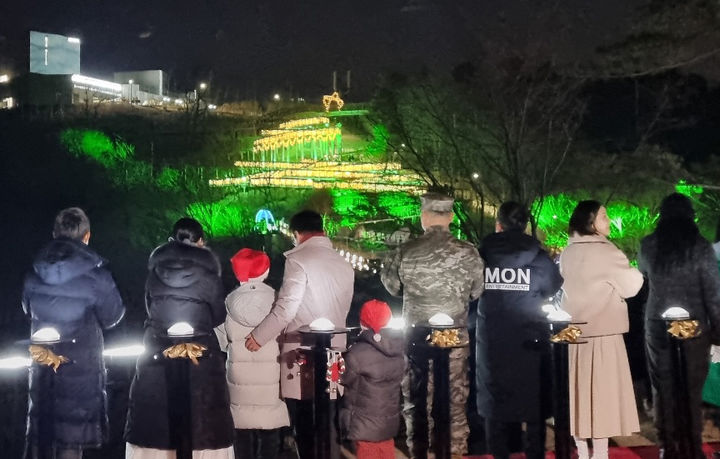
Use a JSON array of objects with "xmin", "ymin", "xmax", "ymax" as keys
[{"xmin": 1, "ymin": 0, "xmax": 644, "ymax": 101}]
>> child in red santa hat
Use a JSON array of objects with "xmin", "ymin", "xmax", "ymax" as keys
[
  {"xmin": 215, "ymin": 248, "xmax": 289, "ymax": 459},
  {"xmin": 339, "ymin": 299, "xmax": 405, "ymax": 459}
]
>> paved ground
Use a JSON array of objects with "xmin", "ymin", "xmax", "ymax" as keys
[{"xmin": 273, "ymin": 407, "xmax": 720, "ymax": 458}]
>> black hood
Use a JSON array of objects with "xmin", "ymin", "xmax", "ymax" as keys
[
  {"xmin": 480, "ymin": 231, "xmax": 541, "ymax": 268},
  {"xmin": 149, "ymin": 241, "xmax": 220, "ymax": 289},
  {"xmin": 33, "ymin": 238, "xmax": 104, "ymax": 285},
  {"xmin": 356, "ymin": 328, "xmax": 405, "ymax": 357}
]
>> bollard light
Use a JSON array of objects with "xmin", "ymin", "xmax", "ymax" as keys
[
  {"xmin": 662, "ymin": 306, "xmax": 690, "ymax": 320},
  {"xmin": 0, "ymin": 356, "xmax": 32, "ymax": 369},
  {"xmin": 546, "ymin": 308, "xmax": 572, "ymax": 322},
  {"xmin": 542, "ymin": 301, "xmax": 572, "ymax": 323},
  {"xmin": 31, "ymin": 327, "xmax": 60, "ymax": 343},
  {"xmin": 309, "ymin": 318, "xmax": 335, "ymax": 331},
  {"xmin": 103, "ymin": 344, "xmax": 146, "ymax": 357},
  {"xmin": 388, "ymin": 317, "xmax": 406, "ymax": 330},
  {"xmin": 428, "ymin": 313, "xmax": 453, "ymax": 326},
  {"xmin": 167, "ymin": 322, "xmax": 194, "ymax": 337}
]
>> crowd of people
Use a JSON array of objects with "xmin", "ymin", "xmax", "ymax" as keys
[{"xmin": 19, "ymin": 190, "xmax": 720, "ymax": 459}]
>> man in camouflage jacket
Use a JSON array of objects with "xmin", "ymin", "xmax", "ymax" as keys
[{"xmin": 382, "ymin": 192, "xmax": 484, "ymax": 458}]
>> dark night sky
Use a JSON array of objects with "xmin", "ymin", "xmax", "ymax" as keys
[{"xmin": 0, "ymin": 0, "xmax": 645, "ymax": 101}]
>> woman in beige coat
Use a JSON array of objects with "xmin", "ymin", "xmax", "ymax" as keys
[{"xmin": 560, "ymin": 201, "xmax": 644, "ymax": 459}]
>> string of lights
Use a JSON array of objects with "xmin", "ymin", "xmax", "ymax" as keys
[
  {"xmin": 252, "ymin": 127, "xmax": 341, "ymax": 153},
  {"xmin": 278, "ymin": 117, "xmax": 330, "ymax": 129}
]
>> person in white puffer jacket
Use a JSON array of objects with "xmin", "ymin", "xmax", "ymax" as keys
[{"xmin": 216, "ymin": 248, "xmax": 289, "ymax": 459}]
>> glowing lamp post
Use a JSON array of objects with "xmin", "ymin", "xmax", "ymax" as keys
[
  {"xmin": 298, "ymin": 318, "xmax": 353, "ymax": 459},
  {"xmin": 30, "ymin": 327, "xmax": 67, "ymax": 458},
  {"xmin": 662, "ymin": 306, "xmax": 699, "ymax": 458},
  {"xmin": 414, "ymin": 312, "xmax": 462, "ymax": 459},
  {"xmin": 544, "ymin": 303, "xmax": 580, "ymax": 459},
  {"xmin": 163, "ymin": 322, "xmax": 201, "ymax": 459}
]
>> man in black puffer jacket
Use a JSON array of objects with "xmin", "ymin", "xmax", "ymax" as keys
[
  {"xmin": 23, "ymin": 207, "xmax": 125, "ymax": 459},
  {"xmin": 476, "ymin": 202, "xmax": 562, "ymax": 459},
  {"xmin": 340, "ymin": 300, "xmax": 404, "ymax": 459}
]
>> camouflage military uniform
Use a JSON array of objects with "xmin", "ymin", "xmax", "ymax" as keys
[{"xmin": 382, "ymin": 224, "xmax": 484, "ymax": 457}]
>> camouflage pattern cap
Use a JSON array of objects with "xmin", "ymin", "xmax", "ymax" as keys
[{"xmin": 420, "ymin": 192, "xmax": 454, "ymax": 213}]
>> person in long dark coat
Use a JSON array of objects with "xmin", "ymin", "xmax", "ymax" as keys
[
  {"xmin": 638, "ymin": 193, "xmax": 720, "ymax": 459},
  {"xmin": 476, "ymin": 202, "xmax": 563, "ymax": 459},
  {"xmin": 125, "ymin": 218, "xmax": 234, "ymax": 458},
  {"xmin": 22, "ymin": 207, "xmax": 125, "ymax": 459}
]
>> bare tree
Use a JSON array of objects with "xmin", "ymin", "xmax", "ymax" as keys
[{"xmin": 373, "ymin": 61, "xmax": 586, "ymax": 240}]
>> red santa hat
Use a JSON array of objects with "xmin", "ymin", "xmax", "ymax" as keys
[
  {"xmin": 230, "ymin": 248, "xmax": 270, "ymax": 283},
  {"xmin": 360, "ymin": 299, "xmax": 392, "ymax": 342}
]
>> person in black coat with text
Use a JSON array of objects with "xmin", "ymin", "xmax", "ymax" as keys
[
  {"xmin": 476, "ymin": 202, "xmax": 563, "ymax": 459},
  {"xmin": 125, "ymin": 218, "xmax": 234, "ymax": 459},
  {"xmin": 22, "ymin": 207, "xmax": 125, "ymax": 459}
]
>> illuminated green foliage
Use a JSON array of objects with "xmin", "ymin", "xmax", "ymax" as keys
[
  {"xmin": 675, "ymin": 179, "xmax": 703, "ymax": 197},
  {"xmin": 185, "ymin": 200, "xmax": 254, "ymax": 238},
  {"xmin": 606, "ymin": 202, "xmax": 658, "ymax": 240},
  {"xmin": 534, "ymin": 194, "xmax": 658, "ymax": 255},
  {"xmin": 331, "ymin": 189, "xmax": 375, "ymax": 228},
  {"xmin": 323, "ymin": 215, "xmax": 340, "ymax": 238},
  {"xmin": 533, "ymin": 194, "xmax": 578, "ymax": 249},
  {"xmin": 366, "ymin": 124, "xmax": 389, "ymax": 157},
  {"xmin": 377, "ymin": 192, "xmax": 420, "ymax": 219},
  {"xmin": 60, "ymin": 129, "xmax": 134, "ymax": 166},
  {"xmin": 155, "ymin": 167, "xmax": 181, "ymax": 191}
]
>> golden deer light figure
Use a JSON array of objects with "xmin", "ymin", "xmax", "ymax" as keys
[{"xmin": 322, "ymin": 91, "xmax": 344, "ymax": 111}]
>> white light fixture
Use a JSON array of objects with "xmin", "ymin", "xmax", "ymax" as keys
[
  {"xmin": 388, "ymin": 317, "xmax": 406, "ymax": 330},
  {"xmin": 309, "ymin": 317, "xmax": 335, "ymax": 331},
  {"xmin": 128, "ymin": 79, "xmax": 134, "ymax": 84},
  {"xmin": 103, "ymin": 344, "xmax": 146, "ymax": 357},
  {"xmin": 0, "ymin": 356, "xmax": 32, "ymax": 369},
  {"xmin": 0, "ymin": 74, "xmax": 8, "ymax": 83},
  {"xmin": 199, "ymin": 82, "xmax": 207, "ymax": 90},
  {"xmin": 273, "ymin": 93, "xmax": 281, "ymax": 101},
  {"xmin": 67, "ymin": 37, "xmax": 81, "ymax": 44},
  {"xmin": 661, "ymin": 306, "xmax": 690, "ymax": 320},
  {"xmin": 428, "ymin": 313, "xmax": 454, "ymax": 326},
  {"xmin": 31, "ymin": 327, "xmax": 61, "ymax": 343},
  {"xmin": 542, "ymin": 302, "xmax": 572, "ymax": 322},
  {"xmin": 546, "ymin": 308, "xmax": 572, "ymax": 322},
  {"xmin": 472, "ymin": 172, "xmax": 479, "ymax": 179},
  {"xmin": 167, "ymin": 322, "xmax": 194, "ymax": 337}
]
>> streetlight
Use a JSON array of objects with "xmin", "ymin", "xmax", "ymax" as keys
[
  {"xmin": 128, "ymin": 79, "xmax": 134, "ymax": 103},
  {"xmin": 273, "ymin": 93, "xmax": 281, "ymax": 101},
  {"xmin": 199, "ymin": 82, "xmax": 207, "ymax": 91}
]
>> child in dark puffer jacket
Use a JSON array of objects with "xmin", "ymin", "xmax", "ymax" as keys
[{"xmin": 340, "ymin": 300, "xmax": 405, "ymax": 459}]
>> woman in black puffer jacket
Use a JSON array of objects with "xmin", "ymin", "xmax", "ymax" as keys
[
  {"xmin": 639, "ymin": 193, "xmax": 720, "ymax": 459},
  {"xmin": 125, "ymin": 218, "xmax": 234, "ymax": 458}
]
